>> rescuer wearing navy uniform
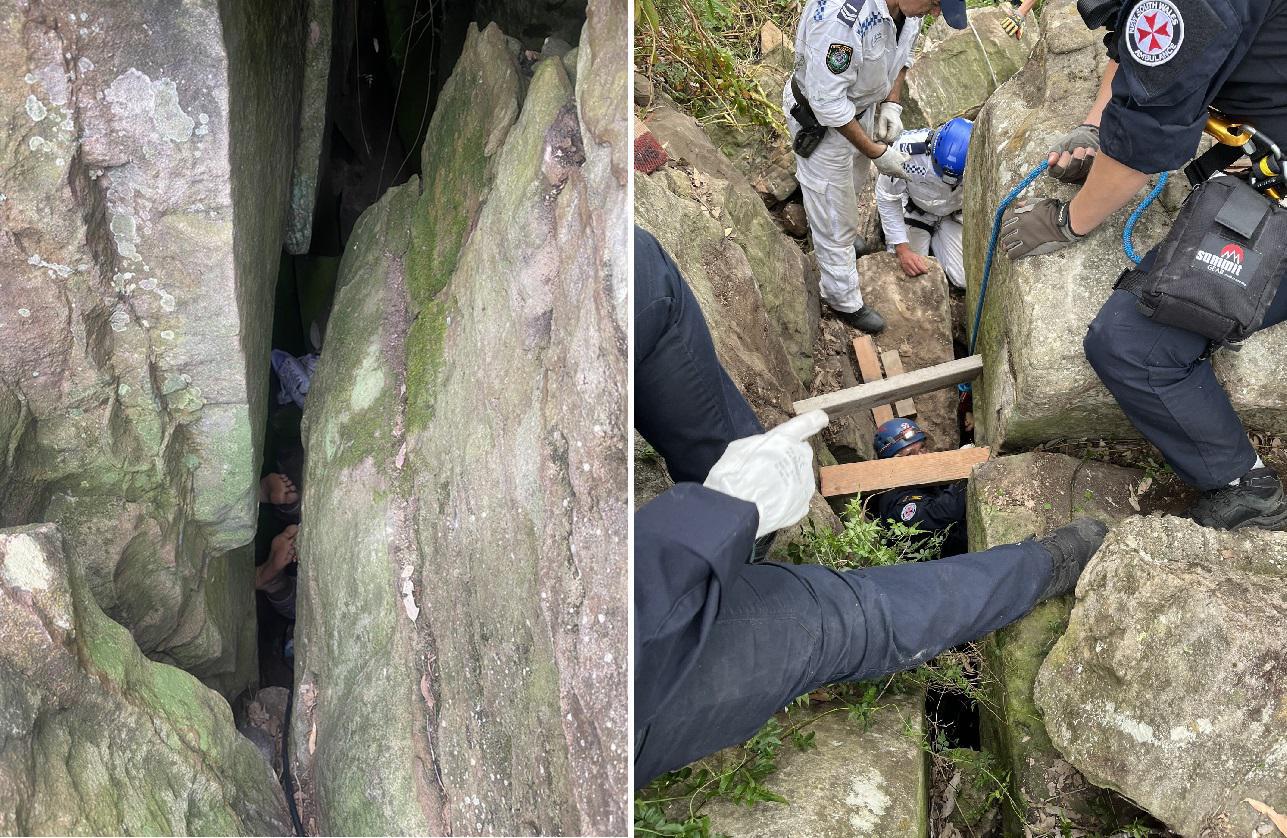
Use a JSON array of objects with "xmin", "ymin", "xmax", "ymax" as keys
[
  {"xmin": 871, "ymin": 418, "xmax": 969, "ymax": 556},
  {"xmin": 999, "ymin": 0, "xmax": 1287, "ymax": 531},
  {"xmin": 633, "ymin": 226, "xmax": 1109, "ymax": 787}
]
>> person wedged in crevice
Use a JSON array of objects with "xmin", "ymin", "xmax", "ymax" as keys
[
  {"xmin": 870, "ymin": 418, "xmax": 969, "ymax": 558},
  {"xmin": 633, "ymin": 226, "xmax": 1108, "ymax": 787}
]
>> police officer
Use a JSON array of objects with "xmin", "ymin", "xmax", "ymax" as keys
[
  {"xmin": 872, "ymin": 418, "xmax": 969, "ymax": 555},
  {"xmin": 998, "ymin": 0, "xmax": 1287, "ymax": 531},
  {"xmin": 634, "ymin": 225, "xmax": 1109, "ymax": 787},
  {"xmin": 784, "ymin": 0, "xmax": 971, "ymax": 335},
  {"xmin": 876, "ymin": 118, "xmax": 973, "ymax": 289}
]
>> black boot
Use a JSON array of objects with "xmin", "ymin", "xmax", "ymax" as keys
[
  {"xmin": 751, "ymin": 533, "xmax": 776, "ymax": 564},
  {"xmin": 1188, "ymin": 467, "xmax": 1287, "ymax": 531},
  {"xmin": 835, "ymin": 305, "xmax": 886, "ymax": 335},
  {"xmin": 1036, "ymin": 517, "xmax": 1109, "ymax": 600}
]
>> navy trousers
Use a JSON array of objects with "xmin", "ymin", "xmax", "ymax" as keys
[
  {"xmin": 1084, "ymin": 266, "xmax": 1287, "ymax": 490},
  {"xmin": 633, "ymin": 227, "xmax": 1055, "ymax": 786}
]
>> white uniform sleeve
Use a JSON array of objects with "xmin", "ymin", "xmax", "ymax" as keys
[
  {"xmin": 876, "ymin": 174, "xmax": 910, "ymax": 246},
  {"xmin": 802, "ymin": 22, "xmax": 861, "ymax": 127}
]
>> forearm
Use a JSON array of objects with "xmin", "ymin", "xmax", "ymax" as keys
[
  {"xmin": 1083, "ymin": 60, "xmax": 1117, "ymax": 127},
  {"xmin": 877, "ymin": 195, "xmax": 910, "ymax": 245},
  {"xmin": 1067, "ymin": 150, "xmax": 1150, "ymax": 234},
  {"xmin": 885, "ymin": 66, "xmax": 908, "ymax": 105},
  {"xmin": 837, "ymin": 119, "xmax": 885, "ymax": 158}
]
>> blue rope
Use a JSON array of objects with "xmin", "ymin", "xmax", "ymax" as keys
[
  {"xmin": 1123, "ymin": 171, "xmax": 1169, "ymax": 265},
  {"xmin": 961, "ymin": 164, "xmax": 1169, "ymax": 395},
  {"xmin": 968, "ymin": 161, "xmax": 1048, "ymax": 358}
]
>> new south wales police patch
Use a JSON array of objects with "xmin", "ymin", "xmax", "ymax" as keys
[
  {"xmin": 826, "ymin": 42, "xmax": 853, "ymax": 74},
  {"xmin": 1126, "ymin": 0, "xmax": 1184, "ymax": 65}
]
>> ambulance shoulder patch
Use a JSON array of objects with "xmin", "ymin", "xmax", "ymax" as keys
[
  {"xmin": 900, "ymin": 502, "xmax": 918, "ymax": 522},
  {"xmin": 826, "ymin": 42, "xmax": 853, "ymax": 74},
  {"xmin": 1125, "ymin": 0, "xmax": 1184, "ymax": 66}
]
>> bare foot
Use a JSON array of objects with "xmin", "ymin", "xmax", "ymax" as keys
[
  {"xmin": 257, "ymin": 525, "xmax": 299, "ymax": 591},
  {"xmin": 259, "ymin": 473, "xmax": 300, "ymax": 506}
]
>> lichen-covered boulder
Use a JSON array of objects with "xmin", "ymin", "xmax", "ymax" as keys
[
  {"xmin": 968, "ymin": 452, "xmax": 1153, "ymax": 835},
  {"xmin": 903, "ymin": 7, "xmax": 1039, "ymax": 128},
  {"xmin": 697, "ymin": 695, "xmax": 929, "ymax": 838},
  {"xmin": 964, "ymin": 0, "xmax": 1287, "ymax": 450},
  {"xmin": 1036, "ymin": 516, "xmax": 1287, "ymax": 838},
  {"xmin": 286, "ymin": 0, "xmax": 333, "ymax": 254},
  {"xmin": 0, "ymin": 0, "xmax": 307, "ymax": 693},
  {"xmin": 637, "ymin": 102, "xmax": 819, "ymax": 406},
  {"xmin": 0, "ymin": 524, "xmax": 292, "ymax": 836},
  {"xmin": 289, "ymin": 13, "xmax": 627, "ymax": 835}
]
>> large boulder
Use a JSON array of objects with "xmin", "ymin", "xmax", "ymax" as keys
[
  {"xmin": 968, "ymin": 453, "xmax": 1157, "ymax": 835},
  {"xmin": 696, "ymin": 694, "xmax": 929, "ymax": 838},
  {"xmin": 903, "ymin": 7, "xmax": 1039, "ymax": 128},
  {"xmin": 285, "ymin": 0, "xmax": 333, "ymax": 254},
  {"xmin": 289, "ymin": 12, "xmax": 627, "ymax": 835},
  {"xmin": 1036, "ymin": 516, "xmax": 1287, "ymax": 837},
  {"xmin": 0, "ymin": 524, "xmax": 292, "ymax": 836},
  {"xmin": 964, "ymin": 0, "xmax": 1287, "ymax": 450},
  {"xmin": 0, "ymin": 0, "xmax": 308, "ymax": 693}
]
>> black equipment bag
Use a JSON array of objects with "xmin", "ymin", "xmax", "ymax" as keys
[
  {"xmin": 790, "ymin": 80, "xmax": 828, "ymax": 158},
  {"xmin": 1116, "ymin": 175, "xmax": 1287, "ymax": 345}
]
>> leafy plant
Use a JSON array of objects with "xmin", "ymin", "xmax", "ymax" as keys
[{"xmin": 787, "ymin": 495, "xmax": 951, "ymax": 568}]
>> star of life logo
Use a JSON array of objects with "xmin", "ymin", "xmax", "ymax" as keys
[
  {"xmin": 900, "ymin": 502, "xmax": 918, "ymax": 522},
  {"xmin": 1127, "ymin": 0, "xmax": 1183, "ymax": 65},
  {"xmin": 1196, "ymin": 241, "xmax": 1246, "ymax": 284}
]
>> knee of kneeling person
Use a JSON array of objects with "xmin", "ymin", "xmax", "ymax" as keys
[{"xmin": 1083, "ymin": 316, "xmax": 1138, "ymax": 379}]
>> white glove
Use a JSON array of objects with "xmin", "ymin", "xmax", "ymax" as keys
[
  {"xmin": 872, "ymin": 143, "xmax": 910, "ymax": 178},
  {"xmin": 875, "ymin": 101, "xmax": 903, "ymax": 143},
  {"xmin": 704, "ymin": 410, "xmax": 829, "ymax": 538}
]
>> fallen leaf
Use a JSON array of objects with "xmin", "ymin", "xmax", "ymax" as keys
[
  {"xmin": 308, "ymin": 722, "xmax": 317, "ymax": 755},
  {"xmin": 1245, "ymin": 799, "xmax": 1287, "ymax": 836}
]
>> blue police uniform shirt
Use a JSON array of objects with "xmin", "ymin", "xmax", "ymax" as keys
[{"xmin": 1099, "ymin": 0, "xmax": 1287, "ymax": 173}]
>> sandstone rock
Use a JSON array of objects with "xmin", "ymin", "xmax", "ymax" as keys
[
  {"xmin": 858, "ymin": 252, "xmax": 957, "ymax": 451},
  {"xmin": 285, "ymin": 0, "xmax": 334, "ymax": 254},
  {"xmin": 964, "ymin": 0, "xmax": 1287, "ymax": 449},
  {"xmin": 640, "ymin": 103, "xmax": 818, "ymax": 391},
  {"xmin": 1036, "ymin": 516, "xmax": 1287, "ymax": 838},
  {"xmin": 289, "ymin": 14, "xmax": 627, "ymax": 835},
  {"xmin": 904, "ymin": 7, "xmax": 1039, "ymax": 128},
  {"xmin": 0, "ymin": 524, "xmax": 292, "ymax": 836},
  {"xmin": 760, "ymin": 20, "xmax": 786, "ymax": 60},
  {"xmin": 698, "ymin": 695, "xmax": 929, "ymax": 837},
  {"xmin": 779, "ymin": 201, "xmax": 808, "ymax": 237},
  {"xmin": 855, "ymin": 163, "xmax": 885, "ymax": 254},
  {"xmin": 968, "ymin": 453, "xmax": 1156, "ymax": 835},
  {"xmin": 0, "ymin": 0, "xmax": 305, "ymax": 692}
]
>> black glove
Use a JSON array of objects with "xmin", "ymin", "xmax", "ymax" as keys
[
  {"xmin": 1047, "ymin": 124, "xmax": 1100, "ymax": 183},
  {"xmin": 1000, "ymin": 198, "xmax": 1084, "ymax": 259}
]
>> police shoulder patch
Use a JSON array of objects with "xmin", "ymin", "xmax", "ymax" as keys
[
  {"xmin": 826, "ymin": 42, "xmax": 853, "ymax": 74},
  {"xmin": 900, "ymin": 502, "xmax": 918, "ymax": 522},
  {"xmin": 1125, "ymin": 0, "xmax": 1184, "ymax": 66}
]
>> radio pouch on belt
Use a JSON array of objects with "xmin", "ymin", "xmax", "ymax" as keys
[
  {"xmin": 1115, "ymin": 175, "xmax": 1287, "ymax": 346},
  {"xmin": 790, "ymin": 80, "xmax": 828, "ymax": 159}
]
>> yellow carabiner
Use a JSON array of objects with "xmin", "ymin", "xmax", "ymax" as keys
[{"xmin": 1205, "ymin": 115, "xmax": 1250, "ymax": 148}]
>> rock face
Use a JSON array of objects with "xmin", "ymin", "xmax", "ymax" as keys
[
  {"xmin": 0, "ymin": 524, "xmax": 292, "ymax": 836},
  {"xmin": 289, "ymin": 11, "xmax": 627, "ymax": 835},
  {"xmin": 286, "ymin": 0, "xmax": 333, "ymax": 254},
  {"xmin": 858, "ymin": 252, "xmax": 957, "ymax": 451},
  {"xmin": 968, "ymin": 453, "xmax": 1152, "ymax": 835},
  {"xmin": 0, "ymin": 0, "xmax": 307, "ymax": 693},
  {"xmin": 964, "ymin": 0, "xmax": 1287, "ymax": 450},
  {"xmin": 699, "ymin": 695, "xmax": 929, "ymax": 838},
  {"xmin": 903, "ymin": 7, "xmax": 1039, "ymax": 128},
  {"xmin": 1036, "ymin": 516, "xmax": 1287, "ymax": 838}
]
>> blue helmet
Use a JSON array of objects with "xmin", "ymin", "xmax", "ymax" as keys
[
  {"xmin": 874, "ymin": 418, "xmax": 927, "ymax": 459},
  {"xmin": 930, "ymin": 117, "xmax": 973, "ymax": 186}
]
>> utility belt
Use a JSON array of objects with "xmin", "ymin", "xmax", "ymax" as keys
[
  {"xmin": 1114, "ymin": 116, "xmax": 1287, "ymax": 349},
  {"xmin": 790, "ymin": 80, "xmax": 829, "ymax": 158}
]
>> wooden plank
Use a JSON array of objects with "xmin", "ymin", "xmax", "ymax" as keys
[
  {"xmin": 852, "ymin": 336, "xmax": 894, "ymax": 424},
  {"xmin": 821, "ymin": 447, "xmax": 992, "ymax": 496},
  {"xmin": 880, "ymin": 350, "xmax": 917, "ymax": 417},
  {"xmin": 795, "ymin": 355, "xmax": 984, "ymax": 418}
]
